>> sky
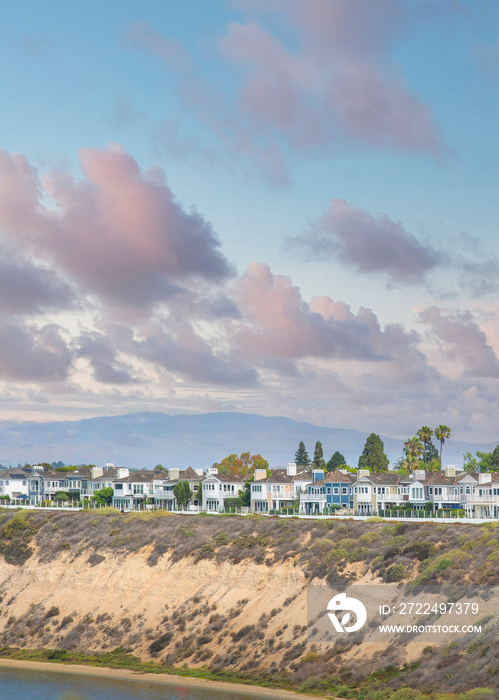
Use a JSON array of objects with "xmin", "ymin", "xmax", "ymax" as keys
[{"xmin": 0, "ymin": 0, "xmax": 498, "ymax": 443}]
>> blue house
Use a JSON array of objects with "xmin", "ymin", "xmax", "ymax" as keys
[{"xmin": 299, "ymin": 469, "xmax": 355, "ymax": 514}]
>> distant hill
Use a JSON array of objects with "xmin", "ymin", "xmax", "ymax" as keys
[{"xmin": 0, "ymin": 411, "xmax": 496, "ymax": 470}]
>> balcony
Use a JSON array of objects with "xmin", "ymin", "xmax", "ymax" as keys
[
  {"xmin": 460, "ymin": 494, "xmax": 496, "ymax": 504},
  {"xmin": 429, "ymin": 494, "xmax": 460, "ymax": 502},
  {"xmin": 300, "ymin": 493, "xmax": 327, "ymax": 503},
  {"xmin": 155, "ymin": 489, "xmax": 175, "ymax": 499},
  {"xmin": 376, "ymin": 493, "xmax": 404, "ymax": 503}
]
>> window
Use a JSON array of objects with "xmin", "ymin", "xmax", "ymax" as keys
[
  {"xmin": 342, "ymin": 488, "xmax": 347, "ymax": 495},
  {"xmin": 333, "ymin": 487, "xmax": 339, "ymax": 495}
]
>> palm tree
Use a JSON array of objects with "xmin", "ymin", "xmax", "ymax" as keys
[
  {"xmin": 435, "ymin": 425, "xmax": 451, "ymax": 467},
  {"xmin": 403, "ymin": 437, "xmax": 423, "ymax": 472},
  {"xmin": 417, "ymin": 426, "xmax": 434, "ymax": 466}
]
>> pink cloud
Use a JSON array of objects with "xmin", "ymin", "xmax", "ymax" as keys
[
  {"xmin": 297, "ymin": 198, "xmax": 441, "ymax": 284},
  {"xmin": 232, "ymin": 261, "xmax": 404, "ymax": 363},
  {"xmin": 218, "ymin": 2, "xmax": 446, "ymax": 156},
  {"xmin": 0, "ymin": 145, "xmax": 233, "ymax": 310},
  {"xmin": 420, "ymin": 306, "xmax": 499, "ymax": 378}
]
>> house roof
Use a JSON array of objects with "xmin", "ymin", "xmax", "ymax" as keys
[
  {"xmin": 363, "ymin": 473, "xmax": 402, "ymax": 485},
  {"xmin": 254, "ymin": 469, "xmax": 312, "ymax": 484},
  {"xmin": 114, "ymin": 471, "xmax": 155, "ymax": 483},
  {"xmin": 206, "ymin": 473, "xmax": 245, "ymax": 483},
  {"xmin": 324, "ymin": 469, "xmax": 356, "ymax": 483},
  {"xmin": 178, "ymin": 467, "xmax": 203, "ymax": 481},
  {"xmin": 0, "ymin": 470, "xmax": 28, "ymax": 480}
]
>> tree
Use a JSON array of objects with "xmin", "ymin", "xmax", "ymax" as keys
[
  {"xmin": 426, "ymin": 457, "xmax": 441, "ymax": 473},
  {"xmin": 173, "ymin": 480, "xmax": 193, "ymax": 508},
  {"xmin": 424, "ymin": 441, "xmax": 439, "ymax": 464},
  {"xmin": 312, "ymin": 441, "xmax": 326, "ymax": 470},
  {"xmin": 327, "ymin": 451, "xmax": 346, "ymax": 472},
  {"xmin": 295, "ymin": 441, "xmax": 311, "ymax": 469},
  {"xmin": 435, "ymin": 425, "xmax": 451, "ymax": 465},
  {"xmin": 462, "ymin": 452, "xmax": 479, "ymax": 473},
  {"xmin": 53, "ymin": 491, "xmax": 70, "ymax": 502},
  {"xmin": 154, "ymin": 464, "xmax": 166, "ymax": 473},
  {"xmin": 358, "ymin": 434, "xmax": 389, "ymax": 472},
  {"xmin": 213, "ymin": 452, "xmax": 269, "ymax": 477},
  {"xmin": 417, "ymin": 427, "xmax": 434, "ymax": 466},
  {"xmin": 477, "ymin": 451, "xmax": 494, "ymax": 472},
  {"xmin": 93, "ymin": 487, "xmax": 113, "ymax": 505},
  {"xmin": 492, "ymin": 445, "xmax": 499, "ymax": 469},
  {"xmin": 403, "ymin": 437, "xmax": 424, "ymax": 473}
]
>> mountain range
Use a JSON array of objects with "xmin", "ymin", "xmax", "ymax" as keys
[{"xmin": 0, "ymin": 411, "xmax": 496, "ymax": 470}]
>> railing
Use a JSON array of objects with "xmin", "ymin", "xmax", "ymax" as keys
[
  {"xmin": 154, "ymin": 489, "xmax": 175, "ymax": 499},
  {"xmin": 299, "ymin": 493, "xmax": 327, "ymax": 502},
  {"xmin": 428, "ymin": 494, "xmax": 460, "ymax": 502},
  {"xmin": 376, "ymin": 493, "xmax": 404, "ymax": 503}
]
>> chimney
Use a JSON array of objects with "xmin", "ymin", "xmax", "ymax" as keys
[
  {"xmin": 104, "ymin": 462, "xmax": 114, "ymax": 472},
  {"xmin": 312, "ymin": 469, "xmax": 324, "ymax": 483},
  {"xmin": 339, "ymin": 469, "xmax": 348, "ymax": 474},
  {"xmin": 445, "ymin": 465, "xmax": 456, "ymax": 478},
  {"xmin": 357, "ymin": 469, "xmax": 370, "ymax": 480},
  {"xmin": 168, "ymin": 468, "xmax": 180, "ymax": 481},
  {"xmin": 91, "ymin": 466, "xmax": 103, "ymax": 479},
  {"xmin": 479, "ymin": 473, "xmax": 492, "ymax": 484},
  {"xmin": 254, "ymin": 468, "xmax": 267, "ymax": 481},
  {"xmin": 287, "ymin": 462, "xmax": 297, "ymax": 476},
  {"xmin": 116, "ymin": 467, "xmax": 129, "ymax": 479}
]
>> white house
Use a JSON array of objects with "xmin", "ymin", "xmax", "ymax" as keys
[
  {"xmin": 202, "ymin": 473, "xmax": 245, "ymax": 512},
  {"xmin": 0, "ymin": 468, "xmax": 31, "ymax": 500}
]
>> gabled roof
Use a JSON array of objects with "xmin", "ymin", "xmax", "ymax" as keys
[
  {"xmin": 0, "ymin": 470, "xmax": 28, "ymax": 480},
  {"xmin": 179, "ymin": 467, "xmax": 203, "ymax": 480},
  {"xmin": 114, "ymin": 471, "xmax": 155, "ymax": 483},
  {"xmin": 205, "ymin": 473, "xmax": 245, "ymax": 483},
  {"xmin": 425, "ymin": 473, "xmax": 459, "ymax": 486},
  {"xmin": 360, "ymin": 473, "xmax": 401, "ymax": 485},
  {"xmin": 324, "ymin": 469, "xmax": 356, "ymax": 483},
  {"xmin": 253, "ymin": 469, "xmax": 312, "ymax": 484}
]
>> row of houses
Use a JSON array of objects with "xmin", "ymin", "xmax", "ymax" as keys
[
  {"xmin": 301, "ymin": 466, "xmax": 499, "ymax": 518},
  {"xmin": 1, "ymin": 462, "xmax": 498, "ymax": 518}
]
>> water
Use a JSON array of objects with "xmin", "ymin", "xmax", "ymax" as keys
[{"xmin": 0, "ymin": 666, "xmax": 268, "ymax": 700}]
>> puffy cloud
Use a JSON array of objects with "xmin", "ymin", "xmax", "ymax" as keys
[
  {"xmin": 0, "ymin": 145, "xmax": 233, "ymax": 310},
  {"xmin": 231, "ymin": 261, "xmax": 425, "ymax": 365},
  {"xmin": 0, "ymin": 321, "xmax": 72, "ymax": 382},
  {"xmin": 0, "ymin": 246, "xmax": 76, "ymax": 315},
  {"xmin": 419, "ymin": 306, "xmax": 499, "ymax": 378},
  {"xmin": 76, "ymin": 332, "xmax": 137, "ymax": 385},
  {"xmin": 296, "ymin": 199, "xmax": 441, "ymax": 284},
  {"xmin": 123, "ymin": 322, "xmax": 258, "ymax": 387}
]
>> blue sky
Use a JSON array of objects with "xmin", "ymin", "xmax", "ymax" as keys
[{"xmin": 0, "ymin": 0, "xmax": 498, "ymax": 445}]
